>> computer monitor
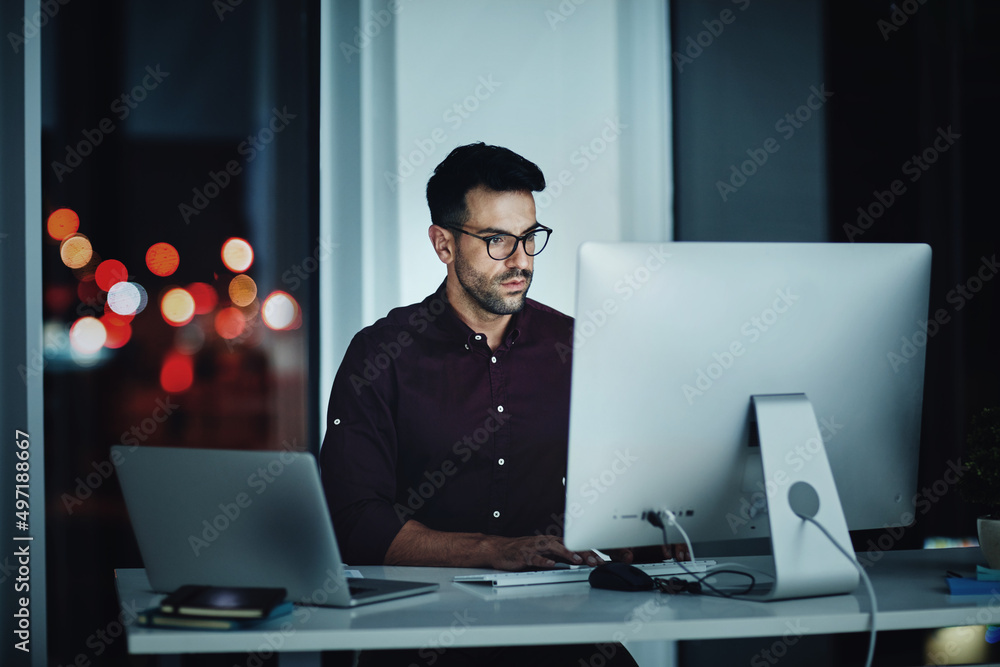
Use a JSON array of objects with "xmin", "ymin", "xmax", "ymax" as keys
[{"xmin": 563, "ymin": 242, "xmax": 932, "ymax": 599}]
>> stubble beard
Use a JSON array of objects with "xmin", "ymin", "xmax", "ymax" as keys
[{"xmin": 454, "ymin": 246, "xmax": 532, "ymax": 316}]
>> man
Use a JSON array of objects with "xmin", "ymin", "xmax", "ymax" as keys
[{"xmin": 320, "ymin": 143, "xmax": 639, "ymax": 666}]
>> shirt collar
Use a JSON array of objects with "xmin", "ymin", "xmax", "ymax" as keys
[{"xmin": 432, "ymin": 279, "xmax": 524, "ymax": 351}]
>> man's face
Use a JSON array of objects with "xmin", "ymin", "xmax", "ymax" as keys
[{"xmin": 452, "ymin": 187, "xmax": 537, "ymax": 317}]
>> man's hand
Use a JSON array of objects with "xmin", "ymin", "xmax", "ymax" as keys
[
  {"xmin": 629, "ymin": 543, "xmax": 692, "ymax": 563},
  {"xmin": 483, "ymin": 534, "xmax": 604, "ymax": 571},
  {"xmin": 384, "ymin": 521, "xmax": 604, "ymax": 570}
]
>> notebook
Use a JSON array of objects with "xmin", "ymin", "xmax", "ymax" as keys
[{"xmin": 112, "ymin": 445, "xmax": 438, "ymax": 607}]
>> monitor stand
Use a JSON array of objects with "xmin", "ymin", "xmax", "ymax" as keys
[{"xmin": 750, "ymin": 393, "xmax": 859, "ymax": 600}]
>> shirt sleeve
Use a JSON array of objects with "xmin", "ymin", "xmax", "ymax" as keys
[{"xmin": 319, "ymin": 331, "xmax": 405, "ymax": 565}]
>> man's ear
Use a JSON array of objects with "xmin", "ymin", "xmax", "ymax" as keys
[{"xmin": 428, "ymin": 224, "xmax": 455, "ymax": 265}]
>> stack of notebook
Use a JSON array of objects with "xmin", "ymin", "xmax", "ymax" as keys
[{"xmin": 137, "ymin": 585, "xmax": 293, "ymax": 630}]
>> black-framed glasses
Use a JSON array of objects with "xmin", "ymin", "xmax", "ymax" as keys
[{"xmin": 444, "ymin": 224, "xmax": 552, "ymax": 261}]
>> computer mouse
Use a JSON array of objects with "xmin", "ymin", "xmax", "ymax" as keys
[{"xmin": 588, "ymin": 562, "xmax": 655, "ymax": 591}]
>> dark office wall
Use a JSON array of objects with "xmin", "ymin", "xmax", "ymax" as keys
[
  {"xmin": 825, "ymin": 0, "xmax": 1000, "ymax": 543},
  {"xmin": 672, "ymin": 0, "xmax": 827, "ymax": 241}
]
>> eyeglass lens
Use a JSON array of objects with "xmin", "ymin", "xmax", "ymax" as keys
[{"xmin": 488, "ymin": 229, "xmax": 549, "ymax": 259}]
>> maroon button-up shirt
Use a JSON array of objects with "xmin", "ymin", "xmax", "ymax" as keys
[{"xmin": 320, "ymin": 283, "xmax": 574, "ymax": 565}]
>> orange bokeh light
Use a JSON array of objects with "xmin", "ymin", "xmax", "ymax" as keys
[
  {"xmin": 187, "ymin": 282, "xmax": 218, "ymax": 315},
  {"xmin": 160, "ymin": 352, "xmax": 194, "ymax": 393},
  {"xmin": 228, "ymin": 274, "xmax": 257, "ymax": 307},
  {"xmin": 100, "ymin": 315, "xmax": 132, "ymax": 349},
  {"xmin": 160, "ymin": 287, "xmax": 196, "ymax": 326},
  {"xmin": 146, "ymin": 242, "xmax": 180, "ymax": 277},
  {"xmin": 262, "ymin": 291, "xmax": 301, "ymax": 330},
  {"xmin": 47, "ymin": 208, "xmax": 80, "ymax": 241},
  {"xmin": 95, "ymin": 259, "xmax": 129, "ymax": 292},
  {"xmin": 221, "ymin": 237, "xmax": 254, "ymax": 273},
  {"xmin": 60, "ymin": 234, "xmax": 93, "ymax": 269},
  {"xmin": 214, "ymin": 307, "xmax": 246, "ymax": 340}
]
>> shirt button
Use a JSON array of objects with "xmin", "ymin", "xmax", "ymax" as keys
[
  {"xmin": 464, "ymin": 344, "xmax": 469, "ymax": 350},
  {"xmin": 474, "ymin": 335, "xmax": 482, "ymax": 341},
  {"xmin": 491, "ymin": 356, "xmax": 497, "ymax": 363},
  {"xmin": 333, "ymin": 418, "xmax": 341, "ymax": 425},
  {"xmin": 498, "ymin": 458, "xmax": 505, "ymax": 465},
  {"xmin": 493, "ymin": 510, "xmax": 500, "ymax": 518},
  {"xmin": 497, "ymin": 405, "xmax": 504, "ymax": 413}
]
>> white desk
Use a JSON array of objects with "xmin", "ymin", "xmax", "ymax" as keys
[{"xmin": 115, "ymin": 547, "xmax": 999, "ymax": 658}]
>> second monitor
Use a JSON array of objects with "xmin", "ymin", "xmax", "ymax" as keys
[{"xmin": 563, "ymin": 242, "xmax": 932, "ymax": 599}]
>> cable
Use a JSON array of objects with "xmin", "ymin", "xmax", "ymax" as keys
[
  {"xmin": 801, "ymin": 515, "xmax": 877, "ymax": 667},
  {"xmin": 647, "ymin": 510, "xmax": 756, "ymax": 598},
  {"xmin": 647, "ymin": 507, "xmax": 876, "ymax": 667}
]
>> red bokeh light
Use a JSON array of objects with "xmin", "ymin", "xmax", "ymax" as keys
[
  {"xmin": 100, "ymin": 316, "xmax": 132, "ymax": 349},
  {"xmin": 95, "ymin": 259, "xmax": 129, "ymax": 292},
  {"xmin": 160, "ymin": 352, "xmax": 194, "ymax": 393},
  {"xmin": 44, "ymin": 285, "xmax": 76, "ymax": 313},
  {"xmin": 187, "ymin": 282, "xmax": 219, "ymax": 315},
  {"xmin": 214, "ymin": 307, "xmax": 246, "ymax": 340},
  {"xmin": 76, "ymin": 277, "xmax": 100, "ymax": 304}
]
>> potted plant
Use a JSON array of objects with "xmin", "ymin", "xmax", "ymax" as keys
[{"xmin": 959, "ymin": 407, "xmax": 1000, "ymax": 569}]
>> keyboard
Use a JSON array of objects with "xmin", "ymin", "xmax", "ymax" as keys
[{"xmin": 453, "ymin": 559, "xmax": 716, "ymax": 587}]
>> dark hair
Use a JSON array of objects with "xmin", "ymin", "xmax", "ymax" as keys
[{"xmin": 426, "ymin": 143, "xmax": 545, "ymax": 229}]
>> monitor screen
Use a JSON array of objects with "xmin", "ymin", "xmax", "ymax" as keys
[{"xmin": 563, "ymin": 242, "xmax": 931, "ymax": 566}]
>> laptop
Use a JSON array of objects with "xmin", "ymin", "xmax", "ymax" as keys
[{"xmin": 112, "ymin": 445, "xmax": 438, "ymax": 607}]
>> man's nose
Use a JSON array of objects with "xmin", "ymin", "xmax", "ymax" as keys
[{"xmin": 505, "ymin": 241, "xmax": 532, "ymax": 270}]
